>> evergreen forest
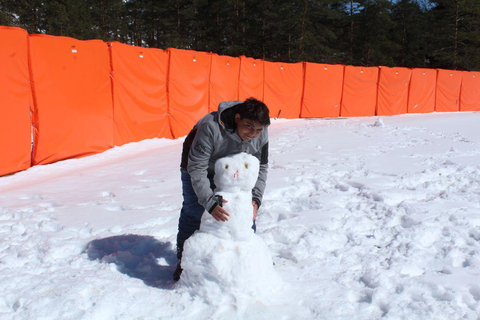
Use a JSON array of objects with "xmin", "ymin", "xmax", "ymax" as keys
[{"xmin": 1, "ymin": 0, "xmax": 480, "ymax": 70}]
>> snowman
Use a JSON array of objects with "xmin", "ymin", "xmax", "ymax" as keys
[{"xmin": 180, "ymin": 153, "xmax": 281, "ymax": 299}]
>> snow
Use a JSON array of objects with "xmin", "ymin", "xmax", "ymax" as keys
[{"xmin": 1, "ymin": 112, "xmax": 480, "ymax": 319}]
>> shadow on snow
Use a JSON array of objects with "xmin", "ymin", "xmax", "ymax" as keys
[{"xmin": 85, "ymin": 234, "xmax": 177, "ymax": 289}]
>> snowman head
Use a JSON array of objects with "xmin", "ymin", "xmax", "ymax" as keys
[{"xmin": 214, "ymin": 153, "xmax": 260, "ymax": 191}]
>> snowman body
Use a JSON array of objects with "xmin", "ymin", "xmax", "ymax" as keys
[
  {"xmin": 180, "ymin": 153, "xmax": 281, "ymax": 297},
  {"xmin": 198, "ymin": 152, "xmax": 259, "ymax": 241}
]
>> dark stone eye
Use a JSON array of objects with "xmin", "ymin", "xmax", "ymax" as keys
[
  {"xmin": 244, "ymin": 163, "xmax": 249, "ymax": 169},
  {"xmin": 225, "ymin": 164, "xmax": 229, "ymax": 169}
]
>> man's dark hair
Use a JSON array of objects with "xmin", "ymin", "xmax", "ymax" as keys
[{"xmin": 235, "ymin": 97, "xmax": 270, "ymax": 126}]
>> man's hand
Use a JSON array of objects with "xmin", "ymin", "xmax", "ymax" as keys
[
  {"xmin": 252, "ymin": 200, "xmax": 259, "ymax": 221},
  {"xmin": 211, "ymin": 199, "xmax": 229, "ymax": 222}
]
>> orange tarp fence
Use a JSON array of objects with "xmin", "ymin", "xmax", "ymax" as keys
[
  {"xmin": 0, "ymin": 27, "xmax": 32, "ymax": 176},
  {"xmin": 408, "ymin": 68, "xmax": 437, "ymax": 114},
  {"xmin": 435, "ymin": 69, "xmax": 462, "ymax": 112},
  {"xmin": 301, "ymin": 63, "xmax": 344, "ymax": 118},
  {"xmin": 168, "ymin": 48, "xmax": 211, "ymax": 138},
  {"xmin": 341, "ymin": 66, "xmax": 379, "ymax": 117},
  {"xmin": 460, "ymin": 71, "xmax": 480, "ymax": 112},
  {"xmin": 109, "ymin": 41, "xmax": 171, "ymax": 146},
  {"xmin": 5, "ymin": 26, "xmax": 480, "ymax": 177},
  {"xmin": 377, "ymin": 67, "xmax": 412, "ymax": 116},
  {"xmin": 29, "ymin": 35, "xmax": 113, "ymax": 165},
  {"xmin": 263, "ymin": 61, "xmax": 303, "ymax": 119},
  {"xmin": 238, "ymin": 56, "xmax": 264, "ymax": 102},
  {"xmin": 209, "ymin": 54, "xmax": 240, "ymax": 112}
]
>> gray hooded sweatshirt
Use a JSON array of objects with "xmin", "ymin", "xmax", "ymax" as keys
[{"xmin": 185, "ymin": 101, "xmax": 269, "ymax": 213}]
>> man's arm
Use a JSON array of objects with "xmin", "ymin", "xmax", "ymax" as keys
[
  {"xmin": 187, "ymin": 122, "xmax": 218, "ymax": 213},
  {"xmin": 252, "ymin": 141, "xmax": 269, "ymax": 208}
]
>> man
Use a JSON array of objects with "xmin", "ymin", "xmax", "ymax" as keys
[{"xmin": 174, "ymin": 97, "xmax": 270, "ymax": 281}]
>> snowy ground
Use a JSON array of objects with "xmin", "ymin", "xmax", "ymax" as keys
[{"xmin": 1, "ymin": 112, "xmax": 480, "ymax": 319}]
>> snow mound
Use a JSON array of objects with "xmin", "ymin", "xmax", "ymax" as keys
[{"xmin": 180, "ymin": 153, "xmax": 283, "ymax": 305}]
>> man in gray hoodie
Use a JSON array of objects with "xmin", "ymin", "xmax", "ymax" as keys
[{"xmin": 174, "ymin": 97, "xmax": 270, "ymax": 281}]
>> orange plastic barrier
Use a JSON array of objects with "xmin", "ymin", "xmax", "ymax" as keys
[
  {"xmin": 168, "ymin": 48, "xmax": 211, "ymax": 138},
  {"xmin": 341, "ymin": 66, "xmax": 379, "ymax": 117},
  {"xmin": 0, "ymin": 27, "xmax": 32, "ymax": 176},
  {"xmin": 435, "ymin": 69, "xmax": 462, "ymax": 112},
  {"xmin": 407, "ymin": 68, "xmax": 437, "ymax": 114},
  {"xmin": 7, "ymin": 25, "xmax": 480, "ymax": 176},
  {"xmin": 239, "ymin": 56, "xmax": 264, "ymax": 102},
  {"xmin": 377, "ymin": 67, "xmax": 412, "ymax": 116},
  {"xmin": 109, "ymin": 41, "xmax": 171, "ymax": 146},
  {"xmin": 209, "ymin": 54, "xmax": 240, "ymax": 112},
  {"xmin": 460, "ymin": 71, "xmax": 480, "ymax": 112},
  {"xmin": 29, "ymin": 35, "xmax": 113, "ymax": 165},
  {"xmin": 263, "ymin": 61, "xmax": 303, "ymax": 119},
  {"xmin": 301, "ymin": 63, "xmax": 344, "ymax": 118}
]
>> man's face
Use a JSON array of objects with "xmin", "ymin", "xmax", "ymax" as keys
[{"xmin": 235, "ymin": 114, "xmax": 264, "ymax": 141}]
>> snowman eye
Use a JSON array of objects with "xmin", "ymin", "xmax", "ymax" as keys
[
  {"xmin": 244, "ymin": 163, "xmax": 249, "ymax": 169},
  {"xmin": 225, "ymin": 164, "xmax": 229, "ymax": 169}
]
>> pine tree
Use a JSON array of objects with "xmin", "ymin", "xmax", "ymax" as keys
[
  {"xmin": 240, "ymin": 0, "xmax": 269, "ymax": 59},
  {"xmin": 2, "ymin": 0, "xmax": 46, "ymax": 33},
  {"xmin": 260, "ymin": 0, "xmax": 294, "ymax": 61},
  {"xmin": 87, "ymin": 0, "xmax": 128, "ymax": 42},
  {"xmin": 391, "ymin": 0, "xmax": 429, "ymax": 68},
  {"xmin": 43, "ymin": 1, "xmax": 70, "ymax": 36},
  {"xmin": 455, "ymin": 0, "xmax": 480, "ymax": 70},
  {"xmin": 342, "ymin": 0, "xmax": 363, "ymax": 65},
  {"xmin": 428, "ymin": 0, "xmax": 480, "ymax": 70},
  {"xmin": 0, "ymin": 0, "xmax": 14, "ymax": 25},
  {"xmin": 293, "ymin": 0, "xmax": 346, "ymax": 63},
  {"xmin": 428, "ymin": 0, "xmax": 459, "ymax": 68},
  {"xmin": 352, "ymin": 0, "xmax": 400, "ymax": 66}
]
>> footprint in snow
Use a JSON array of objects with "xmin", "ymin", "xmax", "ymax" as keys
[
  {"xmin": 18, "ymin": 194, "xmax": 46, "ymax": 200},
  {"xmin": 347, "ymin": 181, "xmax": 365, "ymax": 189},
  {"xmin": 401, "ymin": 216, "xmax": 419, "ymax": 229},
  {"xmin": 101, "ymin": 191, "xmax": 116, "ymax": 198},
  {"xmin": 469, "ymin": 285, "xmax": 480, "ymax": 301},
  {"xmin": 106, "ymin": 205, "xmax": 129, "ymax": 212},
  {"xmin": 122, "ymin": 185, "xmax": 149, "ymax": 191}
]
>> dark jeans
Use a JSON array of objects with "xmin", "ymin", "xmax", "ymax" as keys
[
  {"xmin": 176, "ymin": 168, "xmax": 256, "ymax": 261},
  {"xmin": 176, "ymin": 168, "xmax": 214, "ymax": 260}
]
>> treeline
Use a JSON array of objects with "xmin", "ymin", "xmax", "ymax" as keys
[{"xmin": 1, "ymin": 0, "xmax": 480, "ymax": 70}]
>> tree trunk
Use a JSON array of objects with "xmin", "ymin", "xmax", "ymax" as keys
[
  {"xmin": 33, "ymin": 3, "xmax": 38, "ymax": 32},
  {"xmin": 402, "ymin": 26, "xmax": 407, "ymax": 66},
  {"xmin": 242, "ymin": 0, "xmax": 245, "ymax": 46},
  {"xmin": 350, "ymin": 0, "xmax": 354, "ymax": 63},
  {"xmin": 262, "ymin": 18, "xmax": 265, "ymax": 59},
  {"xmin": 454, "ymin": 0, "xmax": 459, "ymax": 69},
  {"xmin": 288, "ymin": 34, "xmax": 291, "ymax": 61},
  {"xmin": 299, "ymin": 0, "xmax": 307, "ymax": 58},
  {"xmin": 100, "ymin": 0, "xmax": 105, "ymax": 38}
]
